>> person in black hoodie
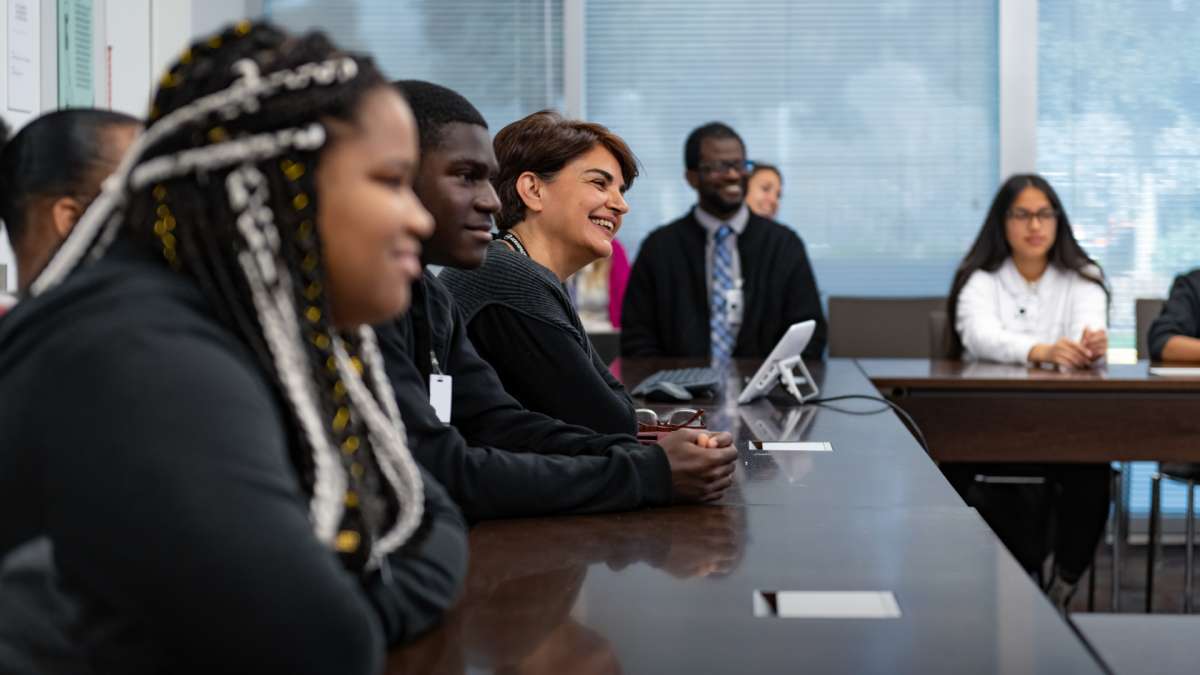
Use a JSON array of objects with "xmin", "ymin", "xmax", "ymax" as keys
[
  {"xmin": 0, "ymin": 22, "xmax": 465, "ymax": 674},
  {"xmin": 620, "ymin": 122, "xmax": 826, "ymax": 361},
  {"xmin": 376, "ymin": 81, "xmax": 736, "ymax": 520},
  {"xmin": 0, "ymin": 109, "xmax": 140, "ymax": 294},
  {"xmin": 1145, "ymin": 271, "xmax": 1200, "ymax": 539},
  {"xmin": 0, "ymin": 108, "xmax": 140, "ymax": 675},
  {"xmin": 1148, "ymin": 269, "xmax": 1200, "ymax": 361}
]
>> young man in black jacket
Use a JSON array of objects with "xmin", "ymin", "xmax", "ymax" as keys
[
  {"xmin": 375, "ymin": 81, "xmax": 737, "ymax": 521},
  {"xmin": 1149, "ymin": 268, "xmax": 1200, "ymax": 361},
  {"xmin": 620, "ymin": 122, "xmax": 826, "ymax": 360}
]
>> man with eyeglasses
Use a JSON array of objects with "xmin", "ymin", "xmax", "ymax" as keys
[{"xmin": 621, "ymin": 122, "xmax": 826, "ymax": 362}]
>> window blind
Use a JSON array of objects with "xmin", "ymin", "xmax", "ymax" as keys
[
  {"xmin": 1038, "ymin": 0, "xmax": 1200, "ymax": 350},
  {"xmin": 265, "ymin": 0, "xmax": 563, "ymax": 131},
  {"xmin": 586, "ymin": 0, "xmax": 999, "ymax": 298}
]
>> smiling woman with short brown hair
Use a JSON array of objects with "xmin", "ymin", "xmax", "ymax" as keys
[{"xmin": 441, "ymin": 111, "xmax": 642, "ymax": 435}]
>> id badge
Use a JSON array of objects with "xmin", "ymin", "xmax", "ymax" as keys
[
  {"xmin": 429, "ymin": 374, "xmax": 453, "ymax": 424},
  {"xmin": 725, "ymin": 286, "xmax": 744, "ymax": 327}
]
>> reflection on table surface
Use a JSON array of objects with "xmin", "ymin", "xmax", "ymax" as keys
[
  {"xmin": 390, "ymin": 505, "xmax": 1105, "ymax": 674},
  {"xmin": 388, "ymin": 357, "xmax": 1106, "ymax": 673},
  {"xmin": 388, "ymin": 506, "xmax": 747, "ymax": 674}
]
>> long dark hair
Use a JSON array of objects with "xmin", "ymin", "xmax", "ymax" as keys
[
  {"xmin": 29, "ymin": 21, "xmax": 424, "ymax": 575},
  {"xmin": 0, "ymin": 108, "xmax": 140, "ymax": 248},
  {"xmin": 946, "ymin": 173, "xmax": 1108, "ymax": 357}
]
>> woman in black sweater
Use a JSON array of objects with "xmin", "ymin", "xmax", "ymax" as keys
[
  {"xmin": 441, "ymin": 111, "xmax": 640, "ymax": 435},
  {"xmin": 0, "ymin": 22, "xmax": 465, "ymax": 674}
]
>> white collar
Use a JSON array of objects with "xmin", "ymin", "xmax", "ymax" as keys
[
  {"xmin": 998, "ymin": 257, "xmax": 1061, "ymax": 296},
  {"xmin": 693, "ymin": 202, "xmax": 750, "ymax": 235}
]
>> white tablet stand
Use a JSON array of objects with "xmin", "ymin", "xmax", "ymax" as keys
[
  {"xmin": 775, "ymin": 355, "xmax": 820, "ymax": 404},
  {"xmin": 736, "ymin": 320, "xmax": 819, "ymax": 406}
]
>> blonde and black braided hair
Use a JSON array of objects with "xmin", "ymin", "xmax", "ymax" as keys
[{"xmin": 29, "ymin": 21, "xmax": 424, "ymax": 574}]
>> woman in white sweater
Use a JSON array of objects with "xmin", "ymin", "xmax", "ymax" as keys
[{"xmin": 943, "ymin": 174, "xmax": 1111, "ymax": 611}]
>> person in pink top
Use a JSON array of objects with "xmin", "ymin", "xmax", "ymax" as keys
[{"xmin": 607, "ymin": 238, "xmax": 630, "ymax": 327}]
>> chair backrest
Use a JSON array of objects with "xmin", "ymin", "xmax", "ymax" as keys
[
  {"xmin": 827, "ymin": 296, "xmax": 947, "ymax": 358},
  {"xmin": 1135, "ymin": 298, "xmax": 1166, "ymax": 360},
  {"xmin": 588, "ymin": 329, "xmax": 621, "ymax": 365},
  {"xmin": 928, "ymin": 309, "xmax": 953, "ymax": 358}
]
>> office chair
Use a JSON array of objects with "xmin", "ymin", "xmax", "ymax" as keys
[
  {"xmin": 827, "ymin": 296, "xmax": 945, "ymax": 357},
  {"xmin": 1138, "ymin": 297, "xmax": 1198, "ymax": 612},
  {"xmin": 1147, "ymin": 467, "xmax": 1198, "ymax": 612}
]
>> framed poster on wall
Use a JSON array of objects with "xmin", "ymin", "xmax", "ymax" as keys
[{"xmin": 58, "ymin": 0, "xmax": 94, "ymax": 107}]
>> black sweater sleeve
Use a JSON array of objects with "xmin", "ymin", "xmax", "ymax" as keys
[
  {"xmin": 42, "ymin": 324, "xmax": 460, "ymax": 673},
  {"xmin": 381, "ymin": 343, "xmax": 671, "ymax": 521},
  {"xmin": 620, "ymin": 236, "xmax": 665, "ymax": 357},
  {"xmin": 439, "ymin": 300, "xmax": 639, "ymax": 456},
  {"xmin": 466, "ymin": 304, "xmax": 639, "ymax": 436},
  {"xmin": 1148, "ymin": 271, "xmax": 1200, "ymax": 360},
  {"xmin": 366, "ymin": 466, "xmax": 467, "ymax": 645}
]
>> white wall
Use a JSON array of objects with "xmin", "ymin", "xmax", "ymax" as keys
[
  {"xmin": 107, "ymin": 0, "xmax": 152, "ymax": 116},
  {"xmin": 192, "ymin": 0, "xmax": 258, "ymax": 40},
  {"xmin": 999, "ymin": 0, "xmax": 1038, "ymax": 179},
  {"xmin": 0, "ymin": 0, "xmax": 257, "ymax": 292}
]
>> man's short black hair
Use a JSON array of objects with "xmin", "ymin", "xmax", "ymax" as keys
[
  {"xmin": 684, "ymin": 122, "xmax": 745, "ymax": 170},
  {"xmin": 394, "ymin": 80, "xmax": 488, "ymax": 152}
]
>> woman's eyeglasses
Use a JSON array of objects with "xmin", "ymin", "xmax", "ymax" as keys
[
  {"xmin": 1007, "ymin": 208, "xmax": 1058, "ymax": 224},
  {"xmin": 636, "ymin": 408, "xmax": 706, "ymax": 432}
]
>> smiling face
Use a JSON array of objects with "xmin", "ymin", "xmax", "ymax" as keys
[
  {"xmin": 535, "ymin": 143, "xmax": 629, "ymax": 263},
  {"xmin": 316, "ymin": 85, "xmax": 434, "ymax": 328},
  {"xmin": 1004, "ymin": 186, "xmax": 1058, "ymax": 264},
  {"xmin": 687, "ymin": 136, "xmax": 748, "ymax": 218},
  {"xmin": 746, "ymin": 167, "xmax": 781, "ymax": 219},
  {"xmin": 414, "ymin": 122, "xmax": 501, "ymax": 269}
]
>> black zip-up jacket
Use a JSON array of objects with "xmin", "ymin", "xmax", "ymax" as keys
[
  {"xmin": 440, "ymin": 243, "xmax": 639, "ymax": 435},
  {"xmin": 620, "ymin": 210, "xmax": 827, "ymax": 359},
  {"xmin": 374, "ymin": 270, "xmax": 672, "ymax": 522},
  {"xmin": 0, "ymin": 241, "xmax": 466, "ymax": 674},
  {"xmin": 1148, "ymin": 269, "xmax": 1200, "ymax": 360}
]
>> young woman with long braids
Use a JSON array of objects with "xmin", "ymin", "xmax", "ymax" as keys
[{"xmin": 0, "ymin": 22, "xmax": 465, "ymax": 673}]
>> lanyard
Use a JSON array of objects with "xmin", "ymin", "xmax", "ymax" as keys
[{"xmin": 498, "ymin": 230, "xmax": 529, "ymax": 257}]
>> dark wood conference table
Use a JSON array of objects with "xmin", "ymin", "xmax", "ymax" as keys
[
  {"xmin": 857, "ymin": 358, "xmax": 1200, "ymax": 463},
  {"xmin": 1070, "ymin": 614, "xmax": 1200, "ymax": 675},
  {"xmin": 388, "ymin": 358, "xmax": 1106, "ymax": 674}
]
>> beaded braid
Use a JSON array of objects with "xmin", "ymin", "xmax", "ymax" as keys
[
  {"xmin": 269, "ymin": 151, "xmax": 423, "ymax": 567},
  {"xmin": 28, "ymin": 21, "xmax": 424, "ymax": 573}
]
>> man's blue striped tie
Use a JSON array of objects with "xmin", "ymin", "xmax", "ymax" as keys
[{"xmin": 710, "ymin": 224, "xmax": 736, "ymax": 362}]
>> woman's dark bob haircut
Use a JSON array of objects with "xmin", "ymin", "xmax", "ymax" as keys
[{"xmin": 492, "ymin": 110, "xmax": 638, "ymax": 230}]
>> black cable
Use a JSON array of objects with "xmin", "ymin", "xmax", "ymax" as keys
[{"xmin": 808, "ymin": 394, "xmax": 931, "ymax": 454}]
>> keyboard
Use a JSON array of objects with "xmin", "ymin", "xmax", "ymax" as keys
[{"xmin": 630, "ymin": 367, "xmax": 720, "ymax": 397}]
